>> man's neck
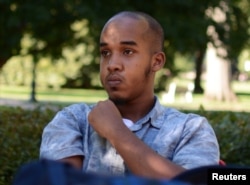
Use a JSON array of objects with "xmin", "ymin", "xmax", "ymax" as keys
[{"xmin": 116, "ymin": 96, "xmax": 155, "ymax": 123}]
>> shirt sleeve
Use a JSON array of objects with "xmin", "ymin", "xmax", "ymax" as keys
[
  {"xmin": 39, "ymin": 104, "xmax": 87, "ymax": 160},
  {"xmin": 172, "ymin": 114, "xmax": 220, "ymax": 169}
]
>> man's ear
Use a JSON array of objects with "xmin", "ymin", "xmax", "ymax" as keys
[{"xmin": 152, "ymin": 52, "xmax": 166, "ymax": 72}]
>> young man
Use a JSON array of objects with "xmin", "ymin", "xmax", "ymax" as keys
[{"xmin": 40, "ymin": 11, "xmax": 219, "ymax": 180}]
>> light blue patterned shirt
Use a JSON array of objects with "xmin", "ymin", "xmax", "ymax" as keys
[{"xmin": 40, "ymin": 97, "xmax": 219, "ymax": 176}]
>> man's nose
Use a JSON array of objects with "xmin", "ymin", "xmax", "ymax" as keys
[{"xmin": 107, "ymin": 54, "xmax": 123, "ymax": 72}]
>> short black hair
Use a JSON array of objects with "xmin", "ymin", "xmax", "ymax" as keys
[{"xmin": 110, "ymin": 11, "xmax": 164, "ymax": 51}]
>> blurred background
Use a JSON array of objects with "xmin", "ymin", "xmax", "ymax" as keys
[
  {"xmin": 1, "ymin": 1, "xmax": 250, "ymax": 185},
  {"xmin": 0, "ymin": 0, "xmax": 250, "ymax": 110}
]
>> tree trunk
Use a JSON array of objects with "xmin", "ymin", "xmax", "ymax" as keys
[
  {"xmin": 29, "ymin": 58, "xmax": 37, "ymax": 102},
  {"xmin": 205, "ymin": 1, "xmax": 237, "ymax": 102},
  {"xmin": 205, "ymin": 43, "xmax": 237, "ymax": 101},
  {"xmin": 194, "ymin": 49, "xmax": 205, "ymax": 94},
  {"xmin": 0, "ymin": 58, "xmax": 7, "ymax": 69}
]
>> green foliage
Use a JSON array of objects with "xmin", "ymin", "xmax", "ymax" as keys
[
  {"xmin": 0, "ymin": 106, "xmax": 55, "ymax": 185},
  {"xmin": 1, "ymin": 0, "xmax": 250, "ymax": 90},
  {"xmin": 192, "ymin": 110, "xmax": 250, "ymax": 165},
  {"xmin": 0, "ymin": 106, "xmax": 249, "ymax": 184}
]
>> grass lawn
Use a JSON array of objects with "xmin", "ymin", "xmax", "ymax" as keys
[
  {"xmin": 0, "ymin": 80, "xmax": 250, "ymax": 112},
  {"xmin": 0, "ymin": 86, "xmax": 107, "ymax": 107},
  {"xmin": 160, "ymin": 78, "xmax": 250, "ymax": 112}
]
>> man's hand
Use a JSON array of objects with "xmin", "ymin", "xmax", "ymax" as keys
[{"xmin": 88, "ymin": 100, "xmax": 127, "ymax": 139}]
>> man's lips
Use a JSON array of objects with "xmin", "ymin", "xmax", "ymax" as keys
[{"xmin": 106, "ymin": 75, "xmax": 122, "ymax": 87}]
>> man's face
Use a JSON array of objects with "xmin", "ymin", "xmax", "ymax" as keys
[{"xmin": 99, "ymin": 17, "xmax": 155, "ymax": 104}]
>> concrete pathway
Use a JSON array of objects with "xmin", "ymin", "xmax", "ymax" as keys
[{"xmin": 0, "ymin": 98, "xmax": 60, "ymax": 110}]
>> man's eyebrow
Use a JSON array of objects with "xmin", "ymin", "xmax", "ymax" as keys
[
  {"xmin": 120, "ymin": 41, "xmax": 137, "ymax": 46},
  {"xmin": 99, "ymin": 41, "xmax": 137, "ymax": 47},
  {"xmin": 100, "ymin": 42, "xmax": 107, "ymax": 47}
]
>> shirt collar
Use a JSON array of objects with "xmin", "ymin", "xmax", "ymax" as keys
[{"xmin": 130, "ymin": 96, "xmax": 165, "ymax": 130}]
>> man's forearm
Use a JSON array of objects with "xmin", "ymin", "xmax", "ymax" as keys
[{"xmin": 108, "ymin": 127, "xmax": 185, "ymax": 179}]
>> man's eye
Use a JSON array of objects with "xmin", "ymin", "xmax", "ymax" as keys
[
  {"xmin": 123, "ymin": 49, "xmax": 133, "ymax": 55},
  {"xmin": 101, "ymin": 50, "xmax": 111, "ymax": 57}
]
